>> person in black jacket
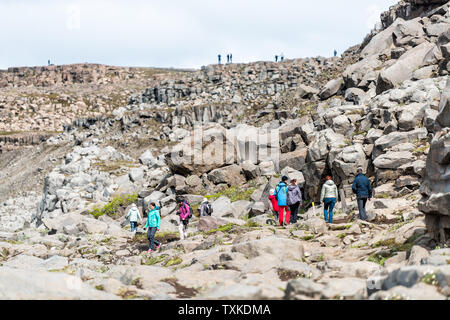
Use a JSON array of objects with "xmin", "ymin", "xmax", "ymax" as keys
[{"xmin": 352, "ymin": 168, "xmax": 372, "ymax": 221}]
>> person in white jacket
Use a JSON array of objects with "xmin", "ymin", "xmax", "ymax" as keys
[
  {"xmin": 320, "ymin": 176, "xmax": 338, "ymax": 223},
  {"xmin": 126, "ymin": 203, "xmax": 141, "ymax": 232}
]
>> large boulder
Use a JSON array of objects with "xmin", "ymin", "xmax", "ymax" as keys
[
  {"xmin": 138, "ymin": 150, "xmax": 157, "ymax": 166},
  {"xmin": 143, "ymin": 191, "xmax": 165, "ymax": 209},
  {"xmin": 296, "ymin": 84, "xmax": 319, "ymax": 99},
  {"xmin": 373, "ymin": 151, "xmax": 415, "ymax": 169},
  {"xmin": 376, "ymin": 41, "xmax": 435, "ymax": 94},
  {"xmin": 343, "ymin": 55, "xmax": 382, "ymax": 89},
  {"xmin": 279, "ymin": 149, "xmax": 307, "ymax": 171},
  {"xmin": 360, "ymin": 18, "xmax": 402, "ymax": 58},
  {"xmin": 318, "ymin": 77, "xmax": 343, "ymax": 100},
  {"xmin": 207, "ymin": 164, "xmax": 246, "ymax": 187},
  {"xmin": 397, "ymin": 103, "xmax": 427, "ymax": 131},
  {"xmin": 231, "ymin": 124, "xmax": 280, "ymax": 165},
  {"xmin": 419, "ymin": 79, "xmax": 450, "ymax": 244},
  {"xmin": 197, "ymin": 216, "xmax": 231, "ymax": 232},
  {"xmin": 373, "ymin": 128, "xmax": 427, "ymax": 155},
  {"xmin": 166, "ymin": 124, "xmax": 235, "ymax": 176},
  {"xmin": 211, "ymin": 196, "xmax": 233, "ymax": 218},
  {"xmin": 333, "ymin": 144, "xmax": 368, "ymax": 181}
]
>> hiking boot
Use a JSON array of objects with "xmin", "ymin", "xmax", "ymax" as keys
[
  {"xmin": 147, "ymin": 249, "xmax": 153, "ymax": 253},
  {"xmin": 156, "ymin": 244, "xmax": 161, "ymax": 250}
]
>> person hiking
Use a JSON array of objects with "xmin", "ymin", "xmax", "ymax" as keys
[
  {"xmin": 144, "ymin": 202, "xmax": 161, "ymax": 253},
  {"xmin": 227, "ymin": 54, "xmax": 230, "ymax": 63},
  {"xmin": 320, "ymin": 176, "xmax": 338, "ymax": 223},
  {"xmin": 334, "ymin": 50, "xmax": 337, "ymax": 57},
  {"xmin": 177, "ymin": 198, "xmax": 192, "ymax": 240},
  {"xmin": 275, "ymin": 176, "xmax": 291, "ymax": 227},
  {"xmin": 268, "ymin": 189, "xmax": 279, "ymax": 221},
  {"xmin": 126, "ymin": 203, "xmax": 141, "ymax": 232},
  {"xmin": 287, "ymin": 178, "xmax": 302, "ymax": 224},
  {"xmin": 275, "ymin": 55, "xmax": 278, "ymax": 62},
  {"xmin": 230, "ymin": 53, "xmax": 232, "ymax": 63},
  {"xmin": 352, "ymin": 168, "xmax": 372, "ymax": 221},
  {"xmin": 218, "ymin": 54, "xmax": 222, "ymax": 64},
  {"xmin": 200, "ymin": 198, "xmax": 213, "ymax": 216},
  {"xmin": 280, "ymin": 53, "xmax": 284, "ymax": 61}
]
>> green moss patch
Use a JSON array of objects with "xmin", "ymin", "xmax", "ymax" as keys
[{"xmin": 89, "ymin": 193, "xmax": 138, "ymax": 219}]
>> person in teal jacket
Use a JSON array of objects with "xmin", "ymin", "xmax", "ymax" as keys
[
  {"xmin": 144, "ymin": 202, "xmax": 161, "ymax": 253},
  {"xmin": 275, "ymin": 176, "xmax": 291, "ymax": 227}
]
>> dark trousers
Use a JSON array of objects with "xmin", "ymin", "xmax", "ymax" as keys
[
  {"xmin": 273, "ymin": 210, "xmax": 279, "ymax": 221},
  {"xmin": 147, "ymin": 227, "xmax": 160, "ymax": 250},
  {"xmin": 288, "ymin": 202, "xmax": 300, "ymax": 223},
  {"xmin": 357, "ymin": 198, "xmax": 368, "ymax": 220}
]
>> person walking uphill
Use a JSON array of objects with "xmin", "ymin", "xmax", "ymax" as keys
[
  {"xmin": 126, "ymin": 203, "xmax": 141, "ymax": 232},
  {"xmin": 320, "ymin": 176, "xmax": 338, "ymax": 223},
  {"xmin": 352, "ymin": 168, "xmax": 372, "ymax": 221},
  {"xmin": 144, "ymin": 202, "xmax": 161, "ymax": 253},
  {"xmin": 177, "ymin": 198, "xmax": 192, "ymax": 240},
  {"xmin": 275, "ymin": 176, "xmax": 291, "ymax": 226},
  {"xmin": 287, "ymin": 179, "xmax": 302, "ymax": 224}
]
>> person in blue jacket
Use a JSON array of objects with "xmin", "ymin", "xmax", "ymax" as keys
[
  {"xmin": 275, "ymin": 176, "xmax": 291, "ymax": 227},
  {"xmin": 352, "ymin": 168, "xmax": 372, "ymax": 221},
  {"xmin": 144, "ymin": 202, "xmax": 161, "ymax": 253}
]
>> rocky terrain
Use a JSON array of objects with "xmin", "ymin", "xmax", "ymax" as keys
[
  {"xmin": 0, "ymin": 64, "xmax": 192, "ymax": 152},
  {"xmin": 0, "ymin": 0, "xmax": 449, "ymax": 300}
]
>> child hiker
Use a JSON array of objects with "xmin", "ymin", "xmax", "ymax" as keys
[
  {"xmin": 268, "ymin": 189, "xmax": 279, "ymax": 221},
  {"xmin": 144, "ymin": 202, "xmax": 161, "ymax": 253},
  {"xmin": 126, "ymin": 203, "xmax": 141, "ymax": 232}
]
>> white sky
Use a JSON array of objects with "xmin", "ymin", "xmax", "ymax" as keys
[{"xmin": 0, "ymin": 0, "xmax": 399, "ymax": 69}]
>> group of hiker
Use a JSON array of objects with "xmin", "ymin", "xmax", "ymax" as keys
[
  {"xmin": 275, "ymin": 53, "xmax": 284, "ymax": 62},
  {"xmin": 217, "ymin": 53, "xmax": 287, "ymax": 64},
  {"xmin": 126, "ymin": 168, "xmax": 372, "ymax": 253},
  {"xmin": 126, "ymin": 197, "xmax": 212, "ymax": 253},
  {"xmin": 218, "ymin": 54, "xmax": 233, "ymax": 64},
  {"xmin": 269, "ymin": 167, "xmax": 372, "ymax": 226}
]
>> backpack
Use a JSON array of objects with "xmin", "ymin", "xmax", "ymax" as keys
[
  {"xmin": 274, "ymin": 183, "xmax": 287, "ymax": 201},
  {"xmin": 188, "ymin": 205, "xmax": 193, "ymax": 219},
  {"xmin": 204, "ymin": 202, "xmax": 213, "ymax": 216}
]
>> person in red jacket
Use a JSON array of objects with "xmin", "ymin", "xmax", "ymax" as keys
[{"xmin": 268, "ymin": 189, "xmax": 279, "ymax": 221}]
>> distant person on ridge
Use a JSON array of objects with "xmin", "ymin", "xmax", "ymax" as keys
[
  {"xmin": 230, "ymin": 53, "xmax": 233, "ymax": 63},
  {"xmin": 275, "ymin": 176, "xmax": 291, "ymax": 227},
  {"xmin": 352, "ymin": 168, "xmax": 372, "ymax": 221},
  {"xmin": 287, "ymin": 178, "xmax": 302, "ymax": 224},
  {"xmin": 144, "ymin": 202, "xmax": 161, "ymax": 253},
  {"xmin": 280, "ymin": 53, "xmax": 284, "ymax": 61},
  {"xmin": 218, "ymin": 54, "xmax": 222, "ymax": 64},
  {"xmin": 320, "ymin": 176, "xmax": 338, "ymax": 224},
  {"xmin": 227, "ymin": 54, "xmax": 230, "ymax": 63},
  {"xmin": 126, "ymin": 203, "xmax": 141, "ymax": 232},
  {"xmin": 275, "ymin": 55, "xmax": 278, "ymax": 62},
  {"xmin": 268, "ymin": 189, "xmax": 279, "ymax": 221},
  {"xmin": 334, "ymin": 50, "xmax": 337, "ymax": 57}
]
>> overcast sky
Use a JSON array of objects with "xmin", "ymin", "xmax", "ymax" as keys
[{"xmin": 0, "ymin": 0, "xmax": 399, "ymax": 70}]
